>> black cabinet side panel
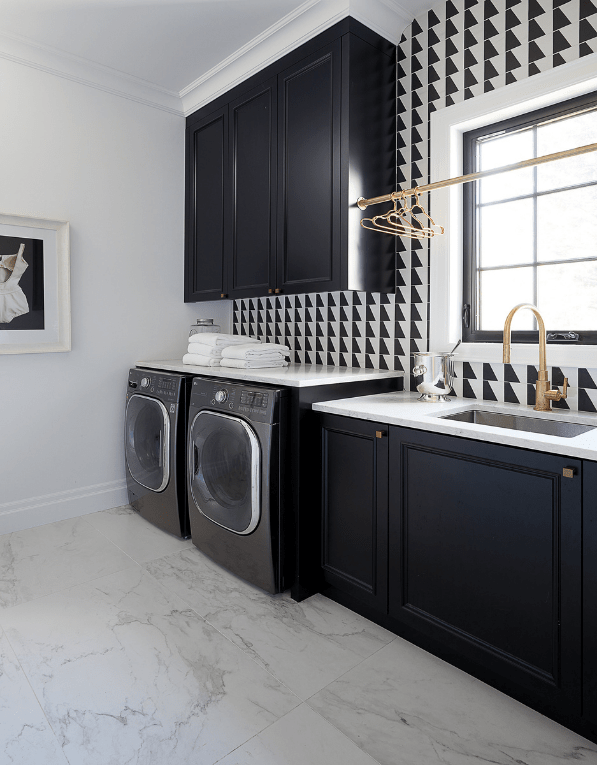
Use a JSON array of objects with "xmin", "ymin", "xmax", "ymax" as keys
[
  {"xmin": 583, "ymin": 460, "xmax": 597, "ymax": 728},
  {"xmin": 344, "ymin": 34, "xmax": 396, "ymax": 293},
  {"xmin": 278, "ymin": 41, "xmax": 341, "ymax": 293},
  {"xmin": 230, "ymin": 80, "xmax": 276, "ymax": 298}
]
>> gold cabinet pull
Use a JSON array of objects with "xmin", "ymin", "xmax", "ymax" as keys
[
  {"xmin": 563, "ymin": 467, "xmax": 577, "ymax": 478},
  {"xmin": 376, "ymin": 431, "xmax": 386, "ymax": 439},
  {"xmin": 274, "ymin": 288, "xmax": 282, "ymax": 294}
]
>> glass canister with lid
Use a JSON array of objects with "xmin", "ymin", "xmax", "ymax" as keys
[{"xmin": 189, "ymin": 319, "xmax": 220, "ymax": 339}]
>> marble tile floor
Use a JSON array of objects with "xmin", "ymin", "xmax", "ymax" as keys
[{"xmin": 0, "ymin": 505, "xmax": 596, "ymax": 764}]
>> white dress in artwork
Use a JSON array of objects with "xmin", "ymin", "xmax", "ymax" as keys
[{"xmin": 0, "ymin": 243, "xmax": 29, "ymax": 323}]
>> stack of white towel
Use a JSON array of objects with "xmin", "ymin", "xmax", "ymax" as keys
[
  {"xmin": 183, "ymin": 334, "xmax": 290, "ymax": 369},
  {"xmin": 220, "ymin": 343, "xmax": 290, "ymax": 369},
  {"xmin": 183, "ymin": 334, "xmax": 260, "ymax": 366}
]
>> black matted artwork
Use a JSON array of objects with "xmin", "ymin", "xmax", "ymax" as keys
[{"xmin": 0, "ymin": 234, "xmax": 44, "ymax": 330}]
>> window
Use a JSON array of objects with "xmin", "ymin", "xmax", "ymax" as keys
[{"xmin": 462, "ymin": 90, "xmax": 597, "ymax": 345}]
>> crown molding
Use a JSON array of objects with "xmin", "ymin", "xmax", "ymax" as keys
[
  {"xmin": 181, "ymin": 0, "xmax": 411, "ymax": 116},
  {"xmin": 0, "ymin": 0, "xmax": 412, "ymax": 118},
  {"xmin": 349, "ymin": 0, "xmax": 411, "ymax": 44},
  {"xmin": 0, "ymin": 31, "xmax": 184, "ymax": 115}
]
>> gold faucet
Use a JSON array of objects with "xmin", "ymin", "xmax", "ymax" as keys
[{"xmin": 503, "ymin": 304, "xmax": 568, "ymax": 412}]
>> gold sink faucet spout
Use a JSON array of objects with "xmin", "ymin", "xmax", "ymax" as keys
[{"xmin": 503, "ymin": 304, "xmax": 568, "ymax": 412}]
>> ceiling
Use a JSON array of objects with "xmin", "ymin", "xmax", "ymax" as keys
[{"xmin": 0, "ymin": 0, "xmax": 433, "ymax": 113}]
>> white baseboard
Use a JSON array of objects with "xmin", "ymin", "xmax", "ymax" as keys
[{"xmin": 0, "ymin": 480, "xmax": 128, "ymax": 535}]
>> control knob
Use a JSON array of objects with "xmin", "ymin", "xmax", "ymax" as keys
[
  {"xmin": 140, "ymin": 377, "xmax": 150, "ymax": 388},
  {"xmin": 215, "ymin": 389, "xmax": 228, "ymax": 403}
]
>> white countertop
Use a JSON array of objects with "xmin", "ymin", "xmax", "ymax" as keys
[
  {"xmin": 135, "ymin": 359, "xmax": 404, "ymax": 389},
  {"xmin": 313, "ymin": 391, "xmax": 597, "ymax": 460}
]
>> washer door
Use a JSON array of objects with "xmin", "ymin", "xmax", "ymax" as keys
[
  {"xmin": 189, "ymin": 411, "xmax": 260, "ymax": 535},
  {"xmin": 125, "ymin": 394, "xmax": 170, "ymax": 492}
]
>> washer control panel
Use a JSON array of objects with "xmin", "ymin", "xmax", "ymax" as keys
[{"xmin": 127, "ymin": 370, "xmax": 182, "ymax": 403}]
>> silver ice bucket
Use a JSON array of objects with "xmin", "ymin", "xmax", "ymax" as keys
[{"xmin": 412, "ymin": 352, "xmax": 456, "ymax": 402}]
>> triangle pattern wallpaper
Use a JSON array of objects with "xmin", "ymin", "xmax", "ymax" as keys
[{"xmin": 234, "ymin": 0, "xmax": 597, "ymax": 410}]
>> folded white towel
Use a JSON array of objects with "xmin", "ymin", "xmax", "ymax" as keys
[
  {"xmin": 187, "ymin": 342, "xmax": 223, "ymax": 357},
  {"xmin": 182, "ymin": 353, "xmax": 221, "ymax": 367},
  {"xmin": 191, "ymin": 333, "xmax": 260, "ymax": 348},
  {"xmin": 221, "ymin": 343, "xmax": 290, "ymax": 360},
  {"xmin": 219, "ymin": 358, "xmax": 289, "ymax": 369}
]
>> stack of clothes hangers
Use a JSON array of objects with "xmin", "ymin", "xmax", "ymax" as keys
[{"xmin": 183, "ymin": 334, "xmax": 290, "ymax": 369}]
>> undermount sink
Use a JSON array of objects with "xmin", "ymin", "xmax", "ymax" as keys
[{"xmin": 439, "ymin": 409, "xmax": 596, "ymax": 439}]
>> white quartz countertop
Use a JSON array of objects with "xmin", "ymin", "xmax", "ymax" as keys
[
  {"xmin": 313, "ymin": 391, "xmax": 597, "ymax": 460},
  {"xmin": 135, "ymin": 359, "xmax": 404, "ymax": 388}
]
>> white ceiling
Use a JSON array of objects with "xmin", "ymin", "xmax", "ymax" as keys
[{"xmin": 0, "ymin": 0, "xmax": 433, "ymax": 114}]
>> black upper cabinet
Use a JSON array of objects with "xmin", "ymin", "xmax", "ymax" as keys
[
  {"xmin": 184, "ymin": 107, "xmax": 228, "ymax": 302},
  {"xmin": 184, "ymin": 19, "xmax": 396, "ymax": 302},
  {"xmin": 228, "ymin": 79, "xmax": 277, "ymax": 300},
  {"xmin": 389, "ymin": 427, "xmax": 582, "ymax": 717},
  {"xmin": 277, "ymin": 42, "xmax": 341, "ymax": 294}
]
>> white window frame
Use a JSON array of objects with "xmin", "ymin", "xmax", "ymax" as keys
[{"xmin": 430, "ymin": 53, "xmax": 597, "ymax": 368}]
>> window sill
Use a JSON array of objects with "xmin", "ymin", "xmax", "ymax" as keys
[{"xmin": 458, "ymin": 342, "xmax": 597, "ymax": 369}]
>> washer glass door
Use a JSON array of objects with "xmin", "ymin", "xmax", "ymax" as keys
[
  {"xmin": 125, "ymin": 394, "xmax": 170, "ymax": 492},
  {"xmin": 189, "ymin": 411, "xmax": 260, "ymax": 534}
]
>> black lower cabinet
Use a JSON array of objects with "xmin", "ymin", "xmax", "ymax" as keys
[
  {"xmin": 583, "ymin": 460, "xmax": 597, "ymax": 732},
  {"xmin": 320, "ymin": 414, "xmax": 388, "ymax": 612},
  {"xmin": 319, "ymin": 415, "xmax": 596, "ymax": 740},
  {"xmin": 389, "ymin": 426, "xmax": 582, "ymax": 720}
]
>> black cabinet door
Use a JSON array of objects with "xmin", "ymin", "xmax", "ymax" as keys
[
  {"xmin": 184, "ymin": 106, "xmax": 229, "ymax": 302},
  {"xmin": 389, "ymin": 427, "xmax": 582, "ymax": 715},
  {"xmin": 321, "ymin": 413, "xmax": 388, "ymax": 612},
  {"xmin": 277, "ymin": 41, "xmax": 342, "ymax": 295},
  {"xmin": 228, "ymin": 79, "xmax": 277, "ymax": 300},
  {"xmin": 583, "ymin": 460, "xmax": 597, "ymax": 729}
]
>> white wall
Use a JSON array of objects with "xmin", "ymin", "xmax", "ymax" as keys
[{"xmin": 0, "ymin": 60, "xmax": 231, "ymax": 534}]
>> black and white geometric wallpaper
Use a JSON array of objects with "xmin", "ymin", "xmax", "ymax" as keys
[
  {"xmin": 234, "ymin": 0, "xmax": 597, "ymax": 410},
  {"xmin": 232, "ymin": 292, "xmax": 404, "ymax": 370},
  {"xmin": 451, "ymin": 360, "xmax": 597, "ymax": 411},
  {"xmin": 396, "ymin": 0, "xmax": 597, "ymax": 391}
]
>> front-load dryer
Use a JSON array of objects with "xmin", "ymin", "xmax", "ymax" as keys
[
  {"xmin": 125, "ymin": 368, "xmax": 194, "ymax": 538},
  {"xmin": 187, "ymin": 377, "xmax": 290, "ymax": 593}
]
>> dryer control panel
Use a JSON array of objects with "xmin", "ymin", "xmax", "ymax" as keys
[{"xmin": 191, "ymin": 378, "xmax": 286, "ymax": 423}]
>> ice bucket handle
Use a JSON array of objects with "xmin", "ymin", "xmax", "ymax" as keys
[{"xmin": 413, "ymin": 364, "xmax": 427, "ymax": 375}]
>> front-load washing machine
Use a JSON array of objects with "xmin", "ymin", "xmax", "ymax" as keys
[
  {"xmin": 187, "ymin": 377, "xmax": 290, "ymax": 593},
  {"xmin": 125, "ymin": 368, "xmax": 194, "ymax": 538}
]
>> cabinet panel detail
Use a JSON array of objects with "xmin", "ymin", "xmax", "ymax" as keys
[
  {"xmin": 321, "ymin": 414, "xmax": 388, "ymax": 612},
  {"xmin": 230, "ymin": 81, "xmax": 276, "ymax": 297},
  {"xmin": 389, "ymin": 427, "xmax": 582, "ymax": 713},
  {"xmin": 400, "ymin": 444, "xmax": 558, "ymax": 682},
  {"xmin": 185, "ymin": 108, "xmax": 228, "ymax": 302},
  {"xmin": 278, "ymin": 44, "xmax": 341, "ymax": 292}
]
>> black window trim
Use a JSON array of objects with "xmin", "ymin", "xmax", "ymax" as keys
[{"xmin": 462, "ymin": 88, "xmax": 597, "ymax": 346}]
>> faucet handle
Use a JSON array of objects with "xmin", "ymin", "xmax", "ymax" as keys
[{"xmin": 545, "ymin": 377, "xmax": 569, "ymax": 402}]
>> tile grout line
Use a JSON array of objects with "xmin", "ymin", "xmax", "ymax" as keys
[
  {"xmin": 301, "ymin": 636, "xmax": 400, "ymax": 765},
  {"xmin": 0, "ymin": 626, "xmax": 73, "ymax": 765}
]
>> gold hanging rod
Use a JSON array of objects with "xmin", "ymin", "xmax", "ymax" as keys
[{"xmin": 356, "ymin": 140, "xmax": 597, "ymax": 210}]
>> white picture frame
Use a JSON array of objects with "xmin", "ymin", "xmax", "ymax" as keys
[{"xmin": 0, "ymin": 213, "xmax": 70, "ymax": 354}]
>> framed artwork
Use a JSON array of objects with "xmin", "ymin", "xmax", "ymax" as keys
[{"xmin": 0, "ymin": 213, "xmax": 70, "ymax": 354}]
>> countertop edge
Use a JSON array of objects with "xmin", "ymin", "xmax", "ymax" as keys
[
  {"xmin": 135, "ymin": 360, "xmax": 404, "ymax": 388},
  {"xmin": 313, "ymin": 392, "xmax": 597, "ymax": 461}
]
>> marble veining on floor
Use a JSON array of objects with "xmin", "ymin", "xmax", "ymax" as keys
[{"xmin": 0, "ymin": 505, "xmax": 596, "ymax": 764}]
